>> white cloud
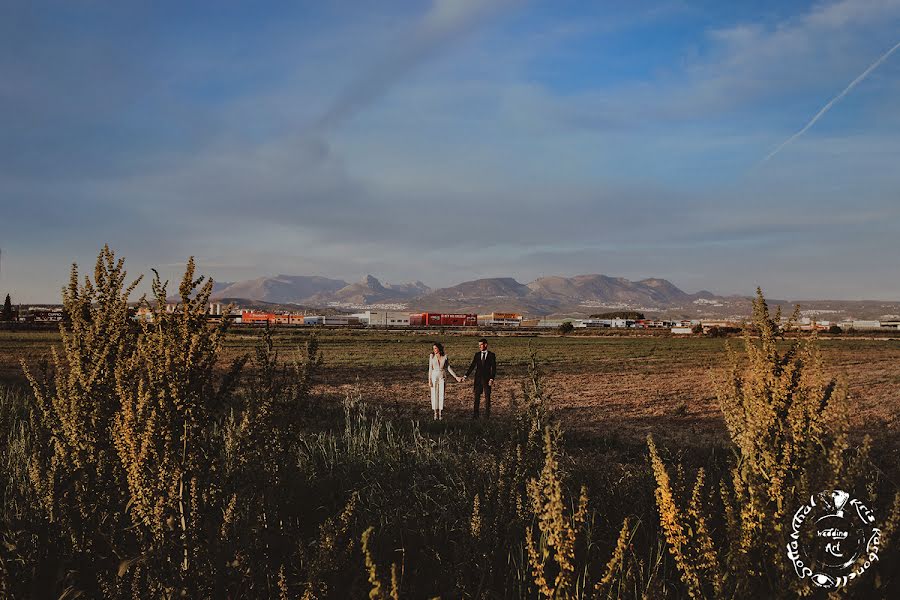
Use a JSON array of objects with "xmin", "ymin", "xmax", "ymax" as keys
[{"xmin": 4, "ymin": 1, "xmax": 900, "ymax": 301}]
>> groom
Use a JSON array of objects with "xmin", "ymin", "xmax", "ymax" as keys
[{"xmin": 464, "ymin": 338, "xmax": 496, "ymax": 418}]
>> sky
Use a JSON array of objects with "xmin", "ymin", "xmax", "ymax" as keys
[{"xmin": 1, "ymin": 0, "xmax": 899, "ymax": 302}]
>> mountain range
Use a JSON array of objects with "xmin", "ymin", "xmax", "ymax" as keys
[{"xmin": 207, "ymin": 273, "xmax": 746, "ymax": 317}]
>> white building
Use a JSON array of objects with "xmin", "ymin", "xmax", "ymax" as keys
[
  {"xmin": 478, "ymin": 312, "xmax": 523, "ymax": 327},
  {"xmin": 322, "ymin": 316, "xmax": 360, "ymax": 326},
  {"xmin": 581, "ymin": 319, "xmax": 612, "ymax": 328},
  {"xmin": 538, "ymin": 319, "xmax": 583, "ymax": 328},
  {"xmin": 353, "ymin": 311, "xmax": 411, "ymax": 326},
  {"xmin": 842, "ymin": 320, "xmax": 881, "ymax": 330},
  {"xmin": 610, "ymin": 319, "xmax": 635, "ymax": 328}
]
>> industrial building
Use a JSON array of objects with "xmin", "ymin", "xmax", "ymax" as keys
[
  {"xmin": 352, "ymin": 311, "xmax": 411, "ymax": 326},
  {"xmin": 478, "ymin": 312, "xmax": 522, "ymax": 327}
]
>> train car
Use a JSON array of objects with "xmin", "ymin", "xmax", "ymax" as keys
[
  {"xmin": 479, "ymin": 312, "xmax": 522, "ymax": 327},
  {"xmin": 410, "ymin": 312, "xmax": 476, "ymax": 327},
  {"xmin": 241, "ymin": 311, "xmax": 275, "ymax": 324},
  {"xmin": 409, "ymin": 312, "xmax": 441, "ymax": 326},
  {"xmin": 441, "ymin": 313, "xmax": 476, "ymax": 326}
]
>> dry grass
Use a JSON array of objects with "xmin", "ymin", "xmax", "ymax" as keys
[{"xmin": 3, "ymin": 329, "xmax": 900, "ymax": 449}]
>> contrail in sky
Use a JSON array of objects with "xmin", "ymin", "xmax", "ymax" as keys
[
  {"xmin": 761, "ymin": 39, "xmax": 900, "ymax": 164},
  {"xmin": 313, "ymin": 0, "xmax": 517, "ymax": 132}
]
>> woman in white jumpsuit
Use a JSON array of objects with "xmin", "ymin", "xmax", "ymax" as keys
[{"xmin": 429, "ymin": 342, "xmax": 460, "ymax": 420}]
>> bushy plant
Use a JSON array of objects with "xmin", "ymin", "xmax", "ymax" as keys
[
  {"xmin": 9, "ymin": 249, "xmax": 330, "ymax": 598},
  {"xmin": 525, "ymin": 426, "xmax": 589, "ymax": 599},
  {"xmin": 21, "ymin": 246, "xmax": 141, "ymax": 595},
  {"xmin": 648, "ymin": 289, "xmax": 900, "ymax": 598},
  {"xmin": 111, "ymin": 260, "xmax": 240, "ymax": 596}
]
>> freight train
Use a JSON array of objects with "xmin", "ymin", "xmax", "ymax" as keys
[
  {"xmin": 408, "ymin": 313, "xmax": 478, "ymax": 327},
  {"xmin": 235, "ymin": 310, "xmax": 481, "ymax": 327}
]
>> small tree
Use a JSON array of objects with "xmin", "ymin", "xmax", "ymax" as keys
[
  {"xmin": 557, "ymin": 321, "xmax": 575, "ymax": 335},
  {"xmin": 1, "ymin": 293, "xmax": 12, "ymax": 321}
]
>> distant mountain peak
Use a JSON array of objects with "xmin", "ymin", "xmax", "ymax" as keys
[
  {"xmin": 359, "ymin": 274, "xmax": 386, "ymax": 291},
  {"xmin": 205, "ymin": 271, "xmax": 739, "ymax": 316}
]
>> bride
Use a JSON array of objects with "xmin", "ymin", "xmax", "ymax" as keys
[{"xmin": 429, "ymin": 342, "xmax": 460, "ymax": 421}]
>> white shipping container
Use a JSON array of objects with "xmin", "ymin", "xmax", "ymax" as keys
[
  {"xmin": 322, "ymin": 316, "xmax": 360, "ymax": 326},
  {"xmin": 359, "ymin": 311, "xmax": 410, "ymax": 326}
]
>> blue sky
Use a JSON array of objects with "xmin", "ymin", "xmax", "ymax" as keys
[{"xmin": 1, "ymin": 0, "xmax": 899, "ymax": 302}]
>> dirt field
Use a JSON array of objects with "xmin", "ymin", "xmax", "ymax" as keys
[{"xmin": 4, "ymin": 327, "xmax": 900, "ymax": 451}]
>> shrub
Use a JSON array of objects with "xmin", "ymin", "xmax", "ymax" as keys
[
  {"xmin": 648, "ymin": 289, "xmax": 900, "ymax": 598},
  {"xmin": 705, "ymin": 325, "xmax": 741, "ymax": 337},
  {"xmin": 111, "ymin": 260, "xmax": 239, "ymax": 596},
  {"xmin": 21, "ymin": 246, "xmax": 141, "ymax": 596}
]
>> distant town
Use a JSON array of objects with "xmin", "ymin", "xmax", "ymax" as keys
[{"xmin": 5, "ymin": 302, "xmax": 899, "ymax": 335}]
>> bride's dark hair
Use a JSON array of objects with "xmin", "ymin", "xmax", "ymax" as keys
[{"xmin": 433, "ymin": 342, "xmax": 445, "ymax": 356}]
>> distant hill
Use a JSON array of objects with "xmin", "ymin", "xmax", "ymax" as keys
[
  {"xmin": 166, "ymin": 280, "xmax": 233, "ymax": 303},
  {"xmin": 413, "ymin": 277, "xmax": 545, "ymax": 313},
  {"xmin": 423, "ymin": 277, "xmax": 531, "ymax": 301},
  {"xmin": 527, "ymin": 275, "xmax": 693, "ymax": 305},
  {"xmin": 312, "ymin": 275, "xmax": 430, "ymax": 305},
  {"xmin": 210, "ymin": 274, "xmax": 429, "ymax": 306},
  {"xmin": 212, "ymin": 275, "xmax": 347, "ymax": 304},
  {"xmin": 201, "ymin": 271, "xmax": 893, "ymax": 318}
]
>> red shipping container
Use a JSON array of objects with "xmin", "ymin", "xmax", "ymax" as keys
[{"xmin": 410, "ymin": 312, "xmax": 477, "ymax": 326}]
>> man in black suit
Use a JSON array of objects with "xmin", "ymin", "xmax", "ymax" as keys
[{"xmin": 464, "ymin": 338, "xmax": 496, "ymax": 418}]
